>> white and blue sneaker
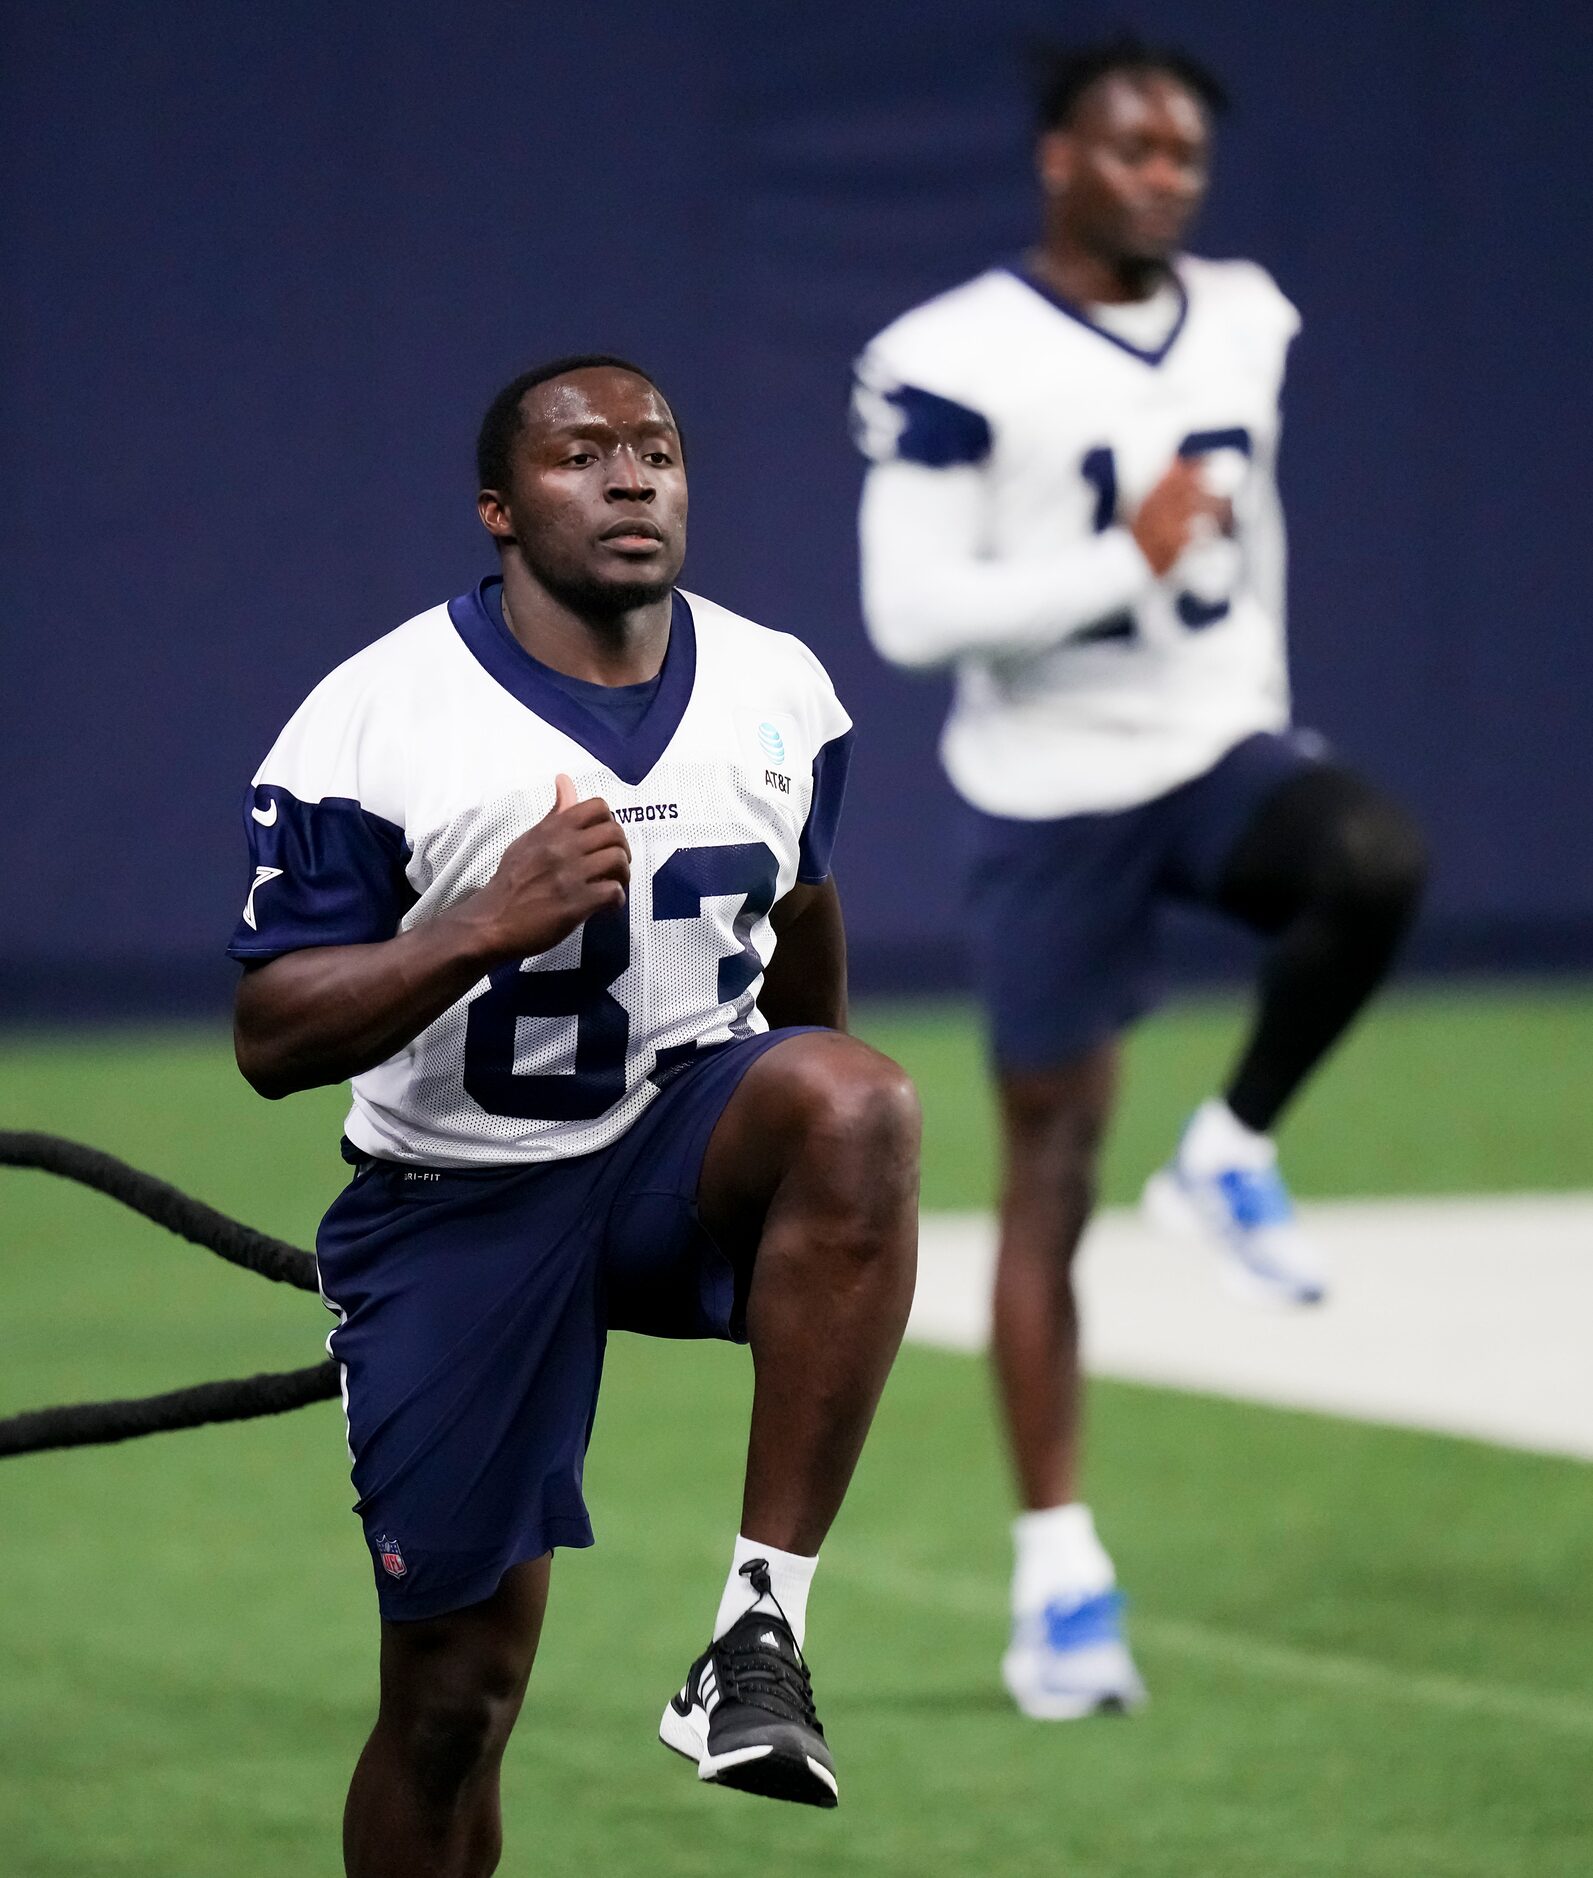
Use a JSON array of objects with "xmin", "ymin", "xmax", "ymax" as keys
[
  {"xmin": 1001, "ymin": 1589, "xmax": 1148, "ymax": 1720},
  {"xmin": 1142, "ymin": 1099, "xmax": 1327, "ymax": 1306}
]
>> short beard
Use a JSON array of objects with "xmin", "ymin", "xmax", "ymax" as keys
[{"xmin": 526, "ymin": 557, "xmax": 677, "ymax": 624}]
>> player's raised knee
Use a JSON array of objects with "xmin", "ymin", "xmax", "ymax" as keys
[
  {"xmin": 798, "ymin": 1039, "xmax": 921, "ymax": 1178},
  {"xmin": 1325, "ymin": 796, "xmax": 1428, "ymax": 926}
]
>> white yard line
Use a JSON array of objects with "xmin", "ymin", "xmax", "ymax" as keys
[{"xmin": 908, "ymin": 1195, "xmax": 1593, "ymax": 1460}]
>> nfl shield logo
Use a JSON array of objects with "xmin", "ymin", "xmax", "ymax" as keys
[{"xmin": 377, "ymin": 1535, "xmax": 408, "ymax": 1580}]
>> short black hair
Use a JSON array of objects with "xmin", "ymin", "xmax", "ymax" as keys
[
  {"xmin": 475, "ymin": 353, "xmax": 666, "ymax": 490},
  {"xmin": 1032, "ymin": 33, "xmax": 1229, "ymax": 134}
]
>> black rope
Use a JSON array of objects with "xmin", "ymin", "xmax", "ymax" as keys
[
  {"xmin": 0, "ymin": 1362, "xmax": 342, "ymax": 1458},
  {"xmin": 0, "ymin": 1131, "xmax": 319, "ymax": 1290},
  {"xmin": 1, "ymin": 1131, "xmax": 336, "ymax": 1459}
]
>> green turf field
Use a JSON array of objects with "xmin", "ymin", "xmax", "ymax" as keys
[{"xmin": 3, "ymin": 987, "xmax": 1591, "ymax": 1876}]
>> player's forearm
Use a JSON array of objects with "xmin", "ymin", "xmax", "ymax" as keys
[
  {"xmin": 859, "ymin": 467, "xmax": 1155, "ymax": 669},
  {"xmin": 234, "ymin": 903, "xmax": 509, "ymax": 1099},
  {"xmin": 761, "ymin": 879, "xmax": 848, "ymax": 1032},
  {"xmin": 863, "ymin": 534, "xmax": 1152, "ymax": 667}
]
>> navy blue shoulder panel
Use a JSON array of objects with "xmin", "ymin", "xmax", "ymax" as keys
[
  {"xmin": 798, "ymin": 728, "xmax": 855, "ymax": 883},
  {"xmin": 226, "ymin": 785, "xmax": 414, "ymax": 961},
  {"xmin": 859, "ymin": 379, "xmax": 993, "ymax": 469},
  {"xmin": 448, "ymin": 577, "xmax": 696, "ymax": 785}
]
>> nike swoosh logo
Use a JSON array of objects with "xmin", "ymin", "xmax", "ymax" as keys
[{"xmin": 251, "ymin": 798, "xmax": 278, "ymax": 826}]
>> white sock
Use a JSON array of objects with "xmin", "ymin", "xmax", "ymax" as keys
[
  {"xmin": 713, "ymin": 1534, "xmax": 818, "ymax": 1649},
  {"xmin": 1011, "ymin": 1503, "xmax": 1115, "ymax": 1616},
  {"xmin": 1178, "ymin": 1097, "xmax": 1275, "ymax": 1176}
]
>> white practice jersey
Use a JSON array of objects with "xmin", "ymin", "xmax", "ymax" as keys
[
  {"xmin": 228, "ymin": 580, "xmax": 853, "ymax": 1166},
  {"xmin": 853, "ymin": 257, "xmax": 1300, "ymax": 818}
]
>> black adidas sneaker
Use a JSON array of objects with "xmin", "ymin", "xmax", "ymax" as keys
[{"xmin": 658, "ymin": 1559, "xmax": 838, "ymax": 1808}]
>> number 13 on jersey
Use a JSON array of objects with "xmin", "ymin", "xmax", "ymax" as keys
[{"xmin": 1083, "ymin": 425, "xmax": 1253, "ymax": 631}]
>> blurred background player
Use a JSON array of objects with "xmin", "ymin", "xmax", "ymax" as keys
[
  {"xmin": 231, "ymin": 357, "xmax": 920, "ymax": 1866},
  {"xmin": 852, "ymin": 38, "xmax": 1426, "ymax": 1718}
]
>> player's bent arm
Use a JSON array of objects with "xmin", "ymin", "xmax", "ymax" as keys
[
  {"xmin": 235, "ymin": 778, "xmax": 631, "ymax": 1098},
  {"xmin": 759, "ymin": 877, "xmax": 847, "ymax": 1033},
  {"xmin": 235, "ymin": 907, "xmax": 512, "ymax": 1099},
  {"xmin": 858, "ymin": 462, "xmax": 1156, "ymax": 670}
]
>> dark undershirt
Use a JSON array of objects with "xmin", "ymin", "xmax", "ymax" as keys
[{"xmin": 484, "ymin": 581, "xmax": 664, "ymax": 737}]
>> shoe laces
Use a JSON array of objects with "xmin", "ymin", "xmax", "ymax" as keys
[{"xmin": 712, "ymin": 1558, "xmax": 821, "ymax": 1731}]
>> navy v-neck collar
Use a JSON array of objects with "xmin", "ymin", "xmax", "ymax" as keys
[
  {"xmin": 1006, "ymin": 259, "xmax": 1189, "ymax": 367},
  {"xmin": 448, "ymin": 577, "xmax": 696, "ymax": 786}
]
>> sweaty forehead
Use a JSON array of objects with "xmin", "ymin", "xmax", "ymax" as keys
[
  {"xmin": 522, "ymin": 368, "xmax": 676, "ymax": 439},
  {"xmin": 1073, "ymin": 70, "xmax": 1209, "ymax": 143}
]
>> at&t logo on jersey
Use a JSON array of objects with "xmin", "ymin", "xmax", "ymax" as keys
[
  {"xmin": 744, "ymin": 711, "xmax": 799, "ymax": 784},
  {"xmin": 757, "ymin": 721, "xmax": 786, "ymax": 764},
  {"xmin": 376, "ymin": 1534, "xmax": 408, "ymax": 1580},
  {"xmin": 747, "ymin": 715, "xmax": 799, "ymax": 794}
]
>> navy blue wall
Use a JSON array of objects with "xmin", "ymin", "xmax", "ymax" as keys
[{"xmin": 4, "ymin": 2, "xmax": 1590, "ymax": 1016}]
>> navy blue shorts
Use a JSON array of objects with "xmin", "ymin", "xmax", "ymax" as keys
[
  {"xmin": 963, "ymin": 732, "xmax": 1322, "ymax": 1072},
  {"xmin": 315, "ymin": 1028, "xmax": 812, "ymax": 1622}
]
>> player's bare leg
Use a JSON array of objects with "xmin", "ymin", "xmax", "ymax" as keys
[
  {"xmin": 343, "ymin": 1556, "xmax": 550, "ymax": 1878},
  {"xmin": 660, "ymin": 1029, "xmax": 920, "ymax": 1804},
  {"xmin": 706, "ymin": 1031, "xmax": 920, "ymax": 1551},
  {"xmin": 990, "ymin": 1044, "xmax": 1117, "ymax": 1510},
  {"xmin": 986, "ymin": 1042, "xmax": 1145, "ymax": 1717}
]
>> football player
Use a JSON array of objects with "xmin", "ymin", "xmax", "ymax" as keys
[
  {"xmin": 232, "ymin": 357, "xmax": 920, "ymax": 1868},
  {"xmin": 853, "ymin": 39, "xmax": 1425, "ymax": 1718}
]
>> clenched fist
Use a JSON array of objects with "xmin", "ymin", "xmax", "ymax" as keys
[
  {"xmin": 1130, "ymin": 456, "xmax": 1234, "ymax": 578},
  {"xmin": 469, "ymin": 774, "xmax": 632, "ymax": 960}
]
